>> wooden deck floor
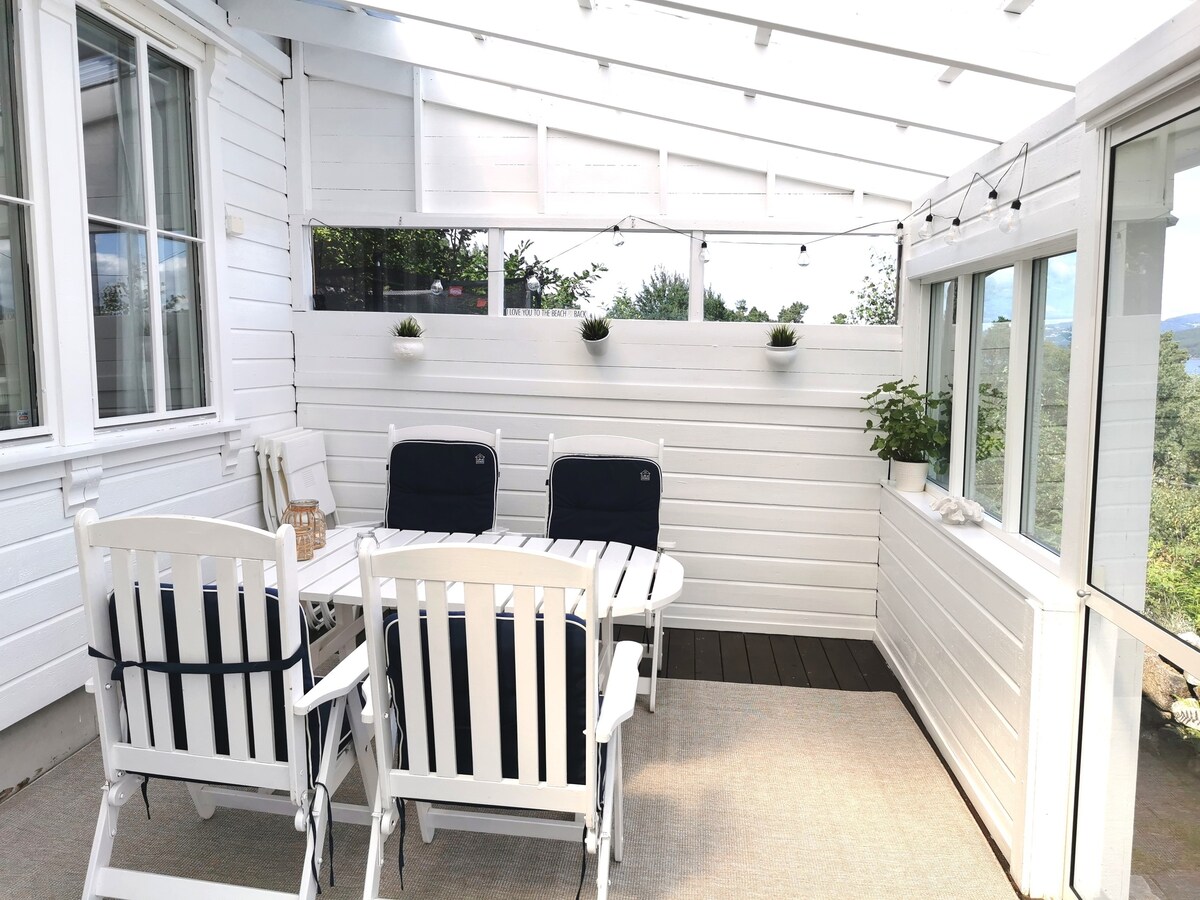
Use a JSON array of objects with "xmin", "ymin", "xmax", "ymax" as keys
[{"xmin": 616, "ymin": 625, "xmax": 903, "ymax": 693}]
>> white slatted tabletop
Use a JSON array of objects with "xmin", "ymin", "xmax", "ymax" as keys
[{"xmin": 290, "ymin": 528, "xmax": 684, "ymax": 620}]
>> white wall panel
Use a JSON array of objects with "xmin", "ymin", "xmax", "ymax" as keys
[{"xmin": 294, "ymin": 311, "xmax": 900, "ymax": 636}]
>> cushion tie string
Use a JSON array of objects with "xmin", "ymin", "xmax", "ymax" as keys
[
  {"xmin": 87, "ymin": 644, "xmax": 306, "ymax": 683},
  {"xmin": 306, "ymin": 781, "xmax": 335, "ymax": 893},
  {"xmin": 139, "ymin": 776, "xmax": 151, "ymax": 820},
  {"xmin": 574, "ymin": 824, "xmax": 588, "ymax": 900},
  {"xmin": 395, "ymin": 797, "xmax": 407, "ymax": 890}
]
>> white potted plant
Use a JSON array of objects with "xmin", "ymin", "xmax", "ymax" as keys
[
  {"xmin": 579, "ymin": 314, "xmax": 611, "ymax": 356},
  {"xmin": 861, "ymin": 378, "xmax": 948, "ymax": 492},
  {"xmin": 390, "ymin": 316, "xmax": 424, "ymax": 361},
  {"xmin": 765, "ymin": 324, "xmax": 799, "ymax": 368}
]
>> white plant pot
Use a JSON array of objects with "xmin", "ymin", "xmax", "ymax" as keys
[
  {"xmin": 891, "ymin": 460, "xmax": 929, "ymax": 492},
  {"xmin": 584, "ymin": 335, "xmax": 609, "ymax": 356},
  {"xmin": 765, "ymin": 345, "xmax": 798, "ymax": 369},
  {"xmin": 392, "ymin": 337, "xmax": 424, "ymax": 361}
]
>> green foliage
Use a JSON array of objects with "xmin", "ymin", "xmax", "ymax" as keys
[
  {"xmin": 767, "ymin": 324, "xmax": 798, "ymax": 347},
  {"xmin": 861, "ymin": 378, "xmax": 949, "ymax": 463},
  {"xmin": 504, "ymin": 239, "xmax": 607, "ymax": 311},
  {"xmin": 578, "ymin": 314, "xmax": 611, "ymax": 341},
  {"xmin": 389, "ymin": 316, "xmax": 423, "ymax": 338},
  {"xmin": 835, "ymin": 249, "xmax": 897, "ymax": 324},
  {"xmin": 777, "ymin": 301, "xmax": 809, "ymax": 324}
]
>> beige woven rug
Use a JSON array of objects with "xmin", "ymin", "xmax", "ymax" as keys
[{"xmin": 0, "ymin": 680, "xmax": 1016, "ymax": 899}]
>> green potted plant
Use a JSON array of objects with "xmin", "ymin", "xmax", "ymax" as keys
[
  {"xmin": 579, "ymin": 314, "xmax": 612, "ymax": 356},
  {"xmin": 390, "ymin": 316, "xmax": 424, "ymax": 360},
  {"xmin": 765, "ymin": 324, "xmax": 799, "ymax": 368},
  {"xmin": 861, "ymin": 378, "xmax": 948, "ymax": 491}
]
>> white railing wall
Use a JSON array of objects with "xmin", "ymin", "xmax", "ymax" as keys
[{"xmin": 294, "ymin": 312, "xmax": 898, "ymax": 636}]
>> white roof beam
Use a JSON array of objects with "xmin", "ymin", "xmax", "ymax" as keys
[
  {"xmin": 1003, "ymin": 0, "xmax": 1037, "ymax": 13},
  {"xmin": 754, "ymin": 25, "xmax": 771, "ymax": 46},
  {"xmin": 302, "ymin": 47, "xmax": 932, "ymax": 200},
  {"xmin": 228, "ymin": 0, "xmax": 991, "ymax": 176},
  {"xmin": 275, "ymin": 0, "xmax": 1026, "ymax": 141},
  {"xmin": 632, "ymin": 0, "xmax": 1074, "ymax": 89},
  {"xmin": 938, "ymin": 66, "xmax": 964, "ymax": 84}
]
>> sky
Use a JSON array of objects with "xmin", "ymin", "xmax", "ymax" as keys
[{"xmin": 507, "ymin": 228, "xmax": 897, "ymax": 322}]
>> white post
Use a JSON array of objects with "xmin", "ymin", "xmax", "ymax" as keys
[
  {"xmin": 488, "ymin": 228, "xmax": 504, "ymax": 317},
  {"xmin": 688, "ymin": 230, "xmax": 704, "ymax": 321},
  {"xmin": 412, "ymin": 66, "xmax": 425, "ymax": 213},
  {"xmin": 284, "ymin": 43, "xmax": 313, "ymax": 311}
]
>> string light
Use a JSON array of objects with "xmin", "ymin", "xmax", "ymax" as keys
[
  {"xmin": 525, "ymin": 268, "xmax": 540, "ymax": 292},
  {"xmin": 999, "ymin": 199, "xmax": 1022, "ymax": 234},
  {"xmin": 699, "ymin": 240, "xmax": 711, "ymax": 262},
  {"xmin": 797, "ymin": 245, "xmax": 810, "ymax": 267},
  {"xmin": 945, "ymin": 218, "xmax": 962, "ymax": 244},
  {"xmin": 895, "ymin": 221, "xmax": 904, "ymax": 244},
  {"xmin": 918, "ymin": 212, "xmax": 934, "ymax": 240},
  {"xmin": 981, "ymin": 189, "xmax": 999, "ymax": 221},
  {"xmin": 611, "ymin": 224, "xmax": 625, "ymax": 247},
  {"xmin": 429, "ymin": 279, "xmax": 443, "ymax": 294}
]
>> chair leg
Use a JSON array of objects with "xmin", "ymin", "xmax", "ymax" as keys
[
  {"xmin": 364, "ymin": 803, "xmax": 386, "ymax": 900},
  {"xmin": 348, "ymin": 689, "xmax": 378, "ymax": 802},
  {"xmin": 82, "ymin": 785, "xmax": 120, "ymax": 900},
  {"xmin": 299, "ymin": 695, "xmax": 346, "ymax": 900},
  {"xmin": 416, "ymin": 801, "xmax": 436, "ymax": 843},
  {"xmin": 612, "ymin": 730, "xmax": 624, "ymax": 863},
  {"xmin": 186, "ymin": 782, "xmax": 217, "ymax": 820},
  {"xmin": 649, "ymin": 611, "xmax": 663, "ymax": 713}
]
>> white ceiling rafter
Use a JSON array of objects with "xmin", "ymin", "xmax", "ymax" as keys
[
  {"xmin": 224, "ymin": 0, "xmax": 994, "ymax": 179},
  {"xmin": 299, "ymin": 44, "xmax": 935, "ymax": 200},
  {"xmin": 630, "ymin": 0, "xmax": 1072, "ymax": 88},
  {"xmin": 266, "ymin": 0, "xmax": 1032, "ymax": 142}
]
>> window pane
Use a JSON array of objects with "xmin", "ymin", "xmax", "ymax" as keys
[
  {"xmin": 966, "ymin": 267, "xmax": 1013, "ymax": 518},
  {"xmin": 148, "ymin": 49, "xmax": 195, "ymax": 236},
  {"xmin": 159, "ymin": 236, "xmax": 203, "ymax": 410},
  {"xmin": 926, "ymin": 280, "xmax": 957, "ymax": 488},
  {"xmin": 0, "ymin": 0, "xmax": 22, "ymax": 198},
  {"xmin": 77, "ymin": 12, "xmax": 144, "ymax": 225},
  {"xmin": 1072, "ymin": 609, "xmax": 1200, "ymax": 899},
  {"xmin": 0, "ymin": 202, "xmax": 35, "ymax": 430},
  {"xmin": 90, "ymin": 223, "xmax": 151, "ymax": 417},
  {"xmin": 312, "ymin": 227, "xmax": 491, "ymax": 314},
  {"xmin": 1021, "ymin": 252, "xmax": 1076, "ymax": 552},
  {"xmin": 1092, "ymin": 107, "xmax": 1200, "ymax": 636},
  {"xmin": 505, "ymin": 230, "xmax": 690, "ymax": 319}
]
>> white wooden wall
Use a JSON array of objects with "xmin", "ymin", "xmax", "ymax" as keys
[
  {"xmin": 0, "ymin": 54, "xmax": 294, "ymax": 737},
  {"xmin": 294, "ymin": 312, "xmax": 898, "ymax": 636}
]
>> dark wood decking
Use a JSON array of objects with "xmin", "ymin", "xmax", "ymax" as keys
[{"xmin": 614, "ymin": 625, "xmax": 903, "ymax": 694}]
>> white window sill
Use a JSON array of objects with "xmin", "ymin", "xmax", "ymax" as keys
[
  {"xmin": 882, "ymin": 482, "xmax": 1080, "ymax": 614},
  {"xmin": 0, "ymin": 418, "xmax": 242, "ymax": 475}
]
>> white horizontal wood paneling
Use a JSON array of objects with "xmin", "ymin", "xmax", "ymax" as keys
[
  {"xmin": 0, "ymin": 55, "xmax": 295, "ymax": 738},
  {"xmin": 424, "ymin": 105, "xmax": 539, "ymax": 214},
  {"xmin": 545, "ymin": 133, "xmax": 659, "ymax": 217},
  {"xmin": 874, "ymin": 487, "xmax": 1037, "ymax": 864},
  {"xmin": 295, "ymin": 311, "xmax": 899, "ymax": 636}
]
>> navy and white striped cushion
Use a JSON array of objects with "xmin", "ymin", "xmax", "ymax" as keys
[
  {"xmin": 547, "ymin": 455, "xmax": 662, "ymax": 550},
  {"xmin": 385, "ymin": 440, "xmax": 499, "ymax": 534}
]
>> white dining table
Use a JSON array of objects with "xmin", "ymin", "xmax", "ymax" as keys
[{"xmin": 266, "ymin": 527, "xmax": 685, "ymax": 701}]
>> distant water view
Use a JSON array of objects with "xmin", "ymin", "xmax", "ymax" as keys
[{"xmin": 1188, "ymin": 358, "xmax": 1200, "ymax": 376}]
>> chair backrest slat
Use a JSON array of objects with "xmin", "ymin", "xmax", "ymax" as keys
[
  {"xmin": 464, "ymin": 579, "xmax": 503, "ymax": 782},
  {"xmin": 512, "ymin": 584, "xmax": 540, "ymax": 785},
  {"xmin": 214, "ymin": 556, "xmax": 251, "ymax": 760},
  {"xmin": 110, "ymin": 548, "xmax": 151, "ymax": 748},
  {"xmin": 541, "ymin": 586, "xmax": 568, "ymax": 788},
  {"xmin": 423, "ymin": 579, "xmax": 457, "ymax": 776},
  {"xmin": 135, "ymin": 551, "xmax": 175, "ymax": 751},
  {"xmin": 394, "ymin": 576, "xmax": 430, "ymax": 776},
  {"xmin": 171, "ymin": 553, "xmax": 216, "ymax": 757},
  {"xmin": 240, "ymin": 557, "xmax": 277, "ymax": 762}
]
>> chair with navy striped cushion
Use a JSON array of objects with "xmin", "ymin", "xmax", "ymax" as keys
[
  {"xmin": 546, "ymin": 433, "xmax": 670, "ymax": 711},
  {"xmin": 384, "ymin": 425, "xmax": 501, "ymax": 535},
  {"xmin": 357, "ymin": 540, "xmax": 642, "ymax": 900},
  {"xmin": 74, "ymin": 511, "xmax": 373, "ymax": 900}
]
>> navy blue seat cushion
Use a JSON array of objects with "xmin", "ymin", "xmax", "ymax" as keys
[
  {"xmin": 547, "ymin": 455, "xmax": 662, "ymax": 551},
  {"xmin": 107, "ymin": 585, "xmax": 326, "ymax": 772},
  {"xmin": 385, "ymin": 440, "xmax": 498, "ymax": 534},
  {"xmin": 384, "ymin": 610, "xmax": 588, "ymax": 785}
]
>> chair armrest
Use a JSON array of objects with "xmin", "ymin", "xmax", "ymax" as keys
[
  {"xmin": 596, "ymin": 641, "xmax": 642, "ymax": 743},
  {"xmin": 293, "ymin": 643, "xmax": 369, "ymax": 715},
  {"xmin": 361, "ymin": 675, "xmax": 375, "ymax": 725},
  {"xmin": 658, "ymin": 541, "xmax": 676, "ymax": 551}
]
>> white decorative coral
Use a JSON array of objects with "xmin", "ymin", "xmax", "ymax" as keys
[{"xmin": 929, "ymin": 496, "xmax": 984, "ymax": 525}]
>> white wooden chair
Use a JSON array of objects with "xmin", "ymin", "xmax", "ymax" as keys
[
  {"xmin": 357, "ymin": 540, "xmax": 642, "ymax": 900},
  {"xmin": 385, "ymin": 425, "xmax": 501, "ymax": 534},
  {"xmin": 546, "ymin": 433, "xmax": 671, "ymax": 711},
  {"xmin": 74, "ymin": 511, "xmax": 374, "ymax": 900},
  {"xmin": 255, "ymin": 426, "xmax": 307, "ymax": 531}
]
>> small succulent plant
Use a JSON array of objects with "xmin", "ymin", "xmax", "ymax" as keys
[
  {"xmin": 578, "ymin": 314, "xmax": 612, "ymax": 342},
  {"xmin": 390, "ymin": 316, "xmax": 424, "ymax": 338},
  {"xmin": 767, "ymin": 324, "xmax": 798, "ymax": 347}
]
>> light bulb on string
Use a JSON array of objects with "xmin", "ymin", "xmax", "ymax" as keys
[
  {"xmin": 918, "ymin": 214, "xmax": 933, "ymax": 240},
  {"xmin": 525, "ymin": 268, "xmax": 540, "ymax": 293},
  {"xmin": 981, "ymin": 190, "xmax": 999, "ymax": 221},
  {"xmin": 797, "ymin": 244, "xmax": 810, "ymax": 267},
  {"xmin": 430, "ymin": 279, "xmax": 443, "ymax": 295},
  {"xmin": 699, "ymin": 241, "xmax": 711, "ymax": 263},
  {"xmin": 895, "ymin": 221, "xmax": 904, "ymax": 244},
  {"xmin": 945, "ymin": 218, "xmax": 961, "ymax": 244},
  {"xmin": 999, "ymin": 200, "xmax": 1022, "ymax": 234},
  {"xmin": 611, "ymin": 224, "xmax": 625, "ymax": 247}
]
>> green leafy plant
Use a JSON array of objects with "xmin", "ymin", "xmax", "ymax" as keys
[
  {"xmin": 767, "ymin": 324, "xmax": 798, "ymax": 347},
  {"xmin": 390, "ymin": 316, "xmax": 424, "ymax": 338},
  {"xmin": 578, "ymin": 314, "xmax": 611, "ymax": 342},
  {"xmin": 861, "ymin": 378, "xmax": 948, "ymax": 464}
]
